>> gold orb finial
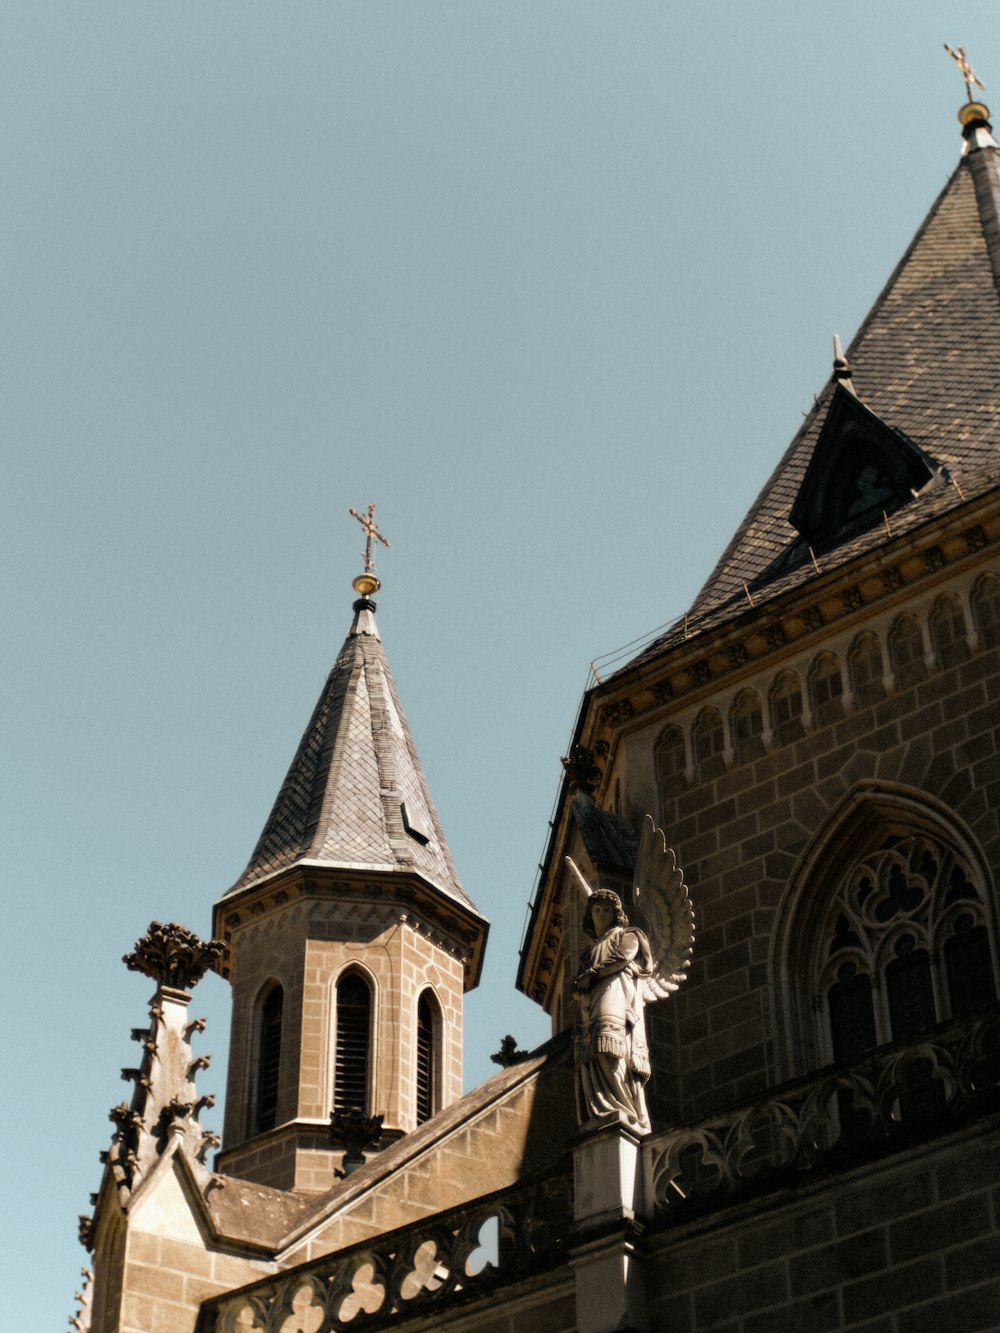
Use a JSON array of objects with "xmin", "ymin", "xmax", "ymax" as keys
[
  {"xmin": 959, "ymin": 100, "xmax": 991, "ymax": 127},
  {"xmin": 352, "ymin": 571, "xmax": 381, "ymax": 597}
]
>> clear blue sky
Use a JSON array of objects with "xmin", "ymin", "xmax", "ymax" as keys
[{"xmin": 2, "ymin": 2, "xmax": 994, "ymax": 1321}]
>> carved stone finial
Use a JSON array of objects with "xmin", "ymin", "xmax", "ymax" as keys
[
  {"xmin": 560, "ymin": 745, "xmax": 602, "ymax": 795},
  {"xmin": 78, "ymin": 1214, "xmax": 94, "ymax": 1250},
  {"xmin": 490, "ymin": 1034, "xmax": 532, "ymax": 1068},
  {"xmin": 123, "ymin": 921, "xmax": 224, "ymax": 990},
  {"xmin": 329, "ymin": 1109, "xmax": 384, "ymax": 1177},
  {"xmin": 832, "ymin": 333, "xmax": 854, "ymax": 386}
]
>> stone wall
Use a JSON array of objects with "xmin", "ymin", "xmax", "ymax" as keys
[
  {"xmin": 634, "ymin": 568, "xmax": 1000, "ymax": 1125},
  {"xmin": 644, "ymin": 1120, "xmax": 1000, "ymax": 1333}
]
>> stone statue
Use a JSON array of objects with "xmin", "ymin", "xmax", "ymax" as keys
[{"xmin": 568, "ymin": 815, "xmax": 695, "ymax": 1133}]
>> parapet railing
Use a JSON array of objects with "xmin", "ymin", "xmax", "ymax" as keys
[
  {"xmin": 645, "ymin": 1003, "xmax": 1000, "ymax": 1219},
  {"xmin": 198, "ymin": 1169, "xmax": 572, "ymax": 1333}
]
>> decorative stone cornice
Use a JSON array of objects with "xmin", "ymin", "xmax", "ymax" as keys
[
  {"xmin": 122, "ymin": 921, "xmax": 224, "ymax": 990},
  {"xmin": 216, "ymin": 865, "xmax": 484, "ymax": 987},
  {"xmin": 646, "ymin": 1004, "xmax": 1000, "ymax": 1219},
  {"xmin": 588, "ymin": 508, "xmax": 1000, "ymax": 752}
]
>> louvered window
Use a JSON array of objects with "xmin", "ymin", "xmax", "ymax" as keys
[
  {"xmin": 416, "ymin": 993, "xmax": 436, "ymax": 1124},
  {"xmin": 334, "ymin": 973, "xmax": 372, "ymax": 1115},
  {"xmin": 256, "ymin": 984, "xmax": 283, "ymax": 1133}
]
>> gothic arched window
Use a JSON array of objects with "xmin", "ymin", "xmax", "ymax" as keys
[
  {"xmin": 809, "ymin": 653, "xmax": 844, "ymax": 725},
  {"xmin": 849, "ymin": 633, "xmax": 885, "ymax": 707},
  {"xmin": 770, "ymin": 672, "xmax": 804, "ymax": 744},
  {"xmin": 929, "ymin": 594, "xmax": 968, "ymax": 670},
  {"xmin": 334, "ymin": 971, "xmax": 373, "ymax": 1116},
  {"xmin": 255, "ymin": 983, "xmax": 284, "ymax": 1134},
  {"xmin": 889, "ymin": 614, "xmax": 926, "ymax": 689},
  {"xmin": 415, "ymin": 991, "xmax": 440, "ymax": 1125},
  {"xmin": 818, "ymin": 835, "xmax": 996, "ymax": 1066},
  {"xmin": 655, "ymin": 725, "xmax": 687, "ymax": 799},
  {"xmin": 731, "ymin": 690, "xmax": 764, "ymax": 763},
  {"xmin": 971, "ymin": 574, "xmax": 1000, "ymax": 650},
  {"xmin": 692, "ymin": 708, "xmax": 725, "ymax": 780}
]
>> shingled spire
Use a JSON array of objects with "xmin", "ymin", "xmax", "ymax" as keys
[
  {"xmin": 212, "ymin": 521, "xmax": 488, "ymax": 1190},
  {"xmin": 226, "ymin": 591, "xmax": 474, "ymax": 913}
]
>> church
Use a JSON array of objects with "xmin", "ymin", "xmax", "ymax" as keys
[{"xmin": 74, "ymin": 83, "xmax": 1000, "ymax": 1333}]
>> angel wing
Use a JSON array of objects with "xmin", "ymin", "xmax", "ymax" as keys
[{"xmin": 632, "ymin": 814, "xmax": 695, "ymax": 1002}]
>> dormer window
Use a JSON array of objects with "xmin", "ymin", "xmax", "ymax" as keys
[{"xmin": 790, "ymin": 385, "xmax": 939, "ymax": 550}]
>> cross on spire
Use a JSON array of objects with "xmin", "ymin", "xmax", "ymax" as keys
[
  {"xmin": 945, "ymin": 44, "xmax": 986, "ymax": 103},
  {"xmin": 349, "ymin": 504, "xmax": 391, "ymax": 575}
]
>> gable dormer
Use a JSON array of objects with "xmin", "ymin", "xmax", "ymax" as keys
[{"xmin": 789, "ymin": 383, "xmax": 940, "ymax": 550}]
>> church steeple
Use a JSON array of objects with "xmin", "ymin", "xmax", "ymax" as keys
[
  {"xmin": 212, "ymin": 521, "xmax": 488, "ymax": 1191},
  {"xmin": 224, "ymin": 585, "xmax": 474, "ymax": 918}
]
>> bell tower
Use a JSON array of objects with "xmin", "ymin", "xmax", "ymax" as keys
[{"xmin": 212, "ymin": 511, "xmax": 488, "ymax": 1192}]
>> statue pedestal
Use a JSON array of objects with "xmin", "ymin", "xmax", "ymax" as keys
[{"xmin": 570, "ymin": 1122, "xmax": 649, "ymax": 1333}]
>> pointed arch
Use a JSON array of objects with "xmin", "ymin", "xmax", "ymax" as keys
[
  {"xmin": 971, "ymin": 573, "xmax": 1000, "ymax": 649},
  {"xmin": 691, "ymin": 707, "xmax": 725, "ymax": 781},
  {"xmin": 333, "ymin": 966, "xmax": 375, "ymax": 1116},
  {"xmin": 415, "ymin": 988, "xmax": 441, "ymax": 1125},
  {"xmin": 730, "ymin": 689, "xmax": 764, "ymax": 764},
  {"xmin": 654, "ymin": 724, "xmax": 687, "ymax": 801},
  {"xmin": 771, "ymin": 783, "xmax": 998, "ymax": 1079},
  {"xmin": 888, "ymin": 613, "xmax": 926, "ymax": 689},
  {"xmin": 808, "ymin": 651, "xmax": 844, "ymax": 725},
  {"xmin": 929, "ymin": 593, "xmax": 969, "ymax": 669},
  {"xmin": 848, "ymin": 631, "xmax": 885, "ymax": 707},
  {"xmin": 253, "ymin": 980, "xmax": 284, "ymax": 1134},
  {"xmin": 769, "ymin": 671, "xmax": 804, "ymax": 744}
]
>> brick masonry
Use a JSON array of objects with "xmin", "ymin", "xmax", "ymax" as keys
[
  {"xmin": 609, "ymin": 568, "xmax": 1000, "ymax": 1124},
  {"xmin": 644, "ymin": 1121, "xmax": 1000, "ymax": 1333}
]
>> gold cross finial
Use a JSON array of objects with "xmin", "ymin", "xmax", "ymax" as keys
[
  {"xmin": 945, "ymin": 44, "xmax": 986, "ymax": 103},
  {"xmin": 349, "ymin": 504, "xmax": 390, "ymax": 597}
]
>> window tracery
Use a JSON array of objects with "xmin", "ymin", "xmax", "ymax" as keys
[{"xmin": 818, "ymin": 834, "xmax": 996, "ymax": 1065}]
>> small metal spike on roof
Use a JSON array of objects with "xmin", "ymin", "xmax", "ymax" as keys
[{"xmin": 832, "ymin": 334, "xmax": 856, "ymax": 394}]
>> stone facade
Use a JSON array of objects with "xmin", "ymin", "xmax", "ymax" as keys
[{"xmin": 217, "ymin": 870, "xmax": 468, "ymax": 1191}]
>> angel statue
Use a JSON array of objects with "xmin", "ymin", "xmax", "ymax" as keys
[{"xmin": 568, "ymin": 815, "xmax": 695, "ymax": 1133}]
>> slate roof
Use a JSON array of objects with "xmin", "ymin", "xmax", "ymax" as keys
[
  {"xmin": 571, "ymin": 794, "xmax": 640, "ymax": 873},
  {"xmin": 225, "ymin": 598, "xmax": 480, "ymax": 915},
  {"xmin": 623, "ymin": 131, "xmax": 1000, "ymax": 672}
]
